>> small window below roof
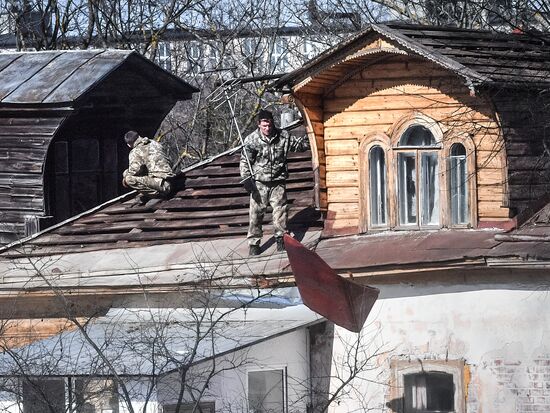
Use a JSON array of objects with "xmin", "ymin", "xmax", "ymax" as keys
[
  {"xmin": 390, "ymin": 359, "xmax": 465, "ymax": 413},
  {"xmin": 404, "ymin": 371, "xmax": 454, "ymax": 412},
  {"xmin": 248, "ymin": 368, "xmax": 286, "ymax": 413},
  {"xmin": 22, "ymin": 377, "xmax": 65, "ymax": 413}
]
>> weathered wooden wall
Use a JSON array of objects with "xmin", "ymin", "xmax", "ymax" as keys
[
  {"xmin": 295, "ymin": 52, "xmax": 509, "ymax": 234},
  {"xmin": 0, "ymin": 111, "xmax": 68, "ymax": 240},
  {"xmin": 492, "ymin": 90, "xmax": 550, "ymax": 219},
  {"xmin": 0, "ymin": 61, "xmax": 187, "ymax": 240}
]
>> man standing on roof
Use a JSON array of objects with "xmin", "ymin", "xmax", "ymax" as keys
[
  {"xmin": 122, "ymin": 130, "xmax": 175, "ymax": 201},
  {"xmin": 240, "ymin": 109, "xmax": 310, "ymax": 256}
]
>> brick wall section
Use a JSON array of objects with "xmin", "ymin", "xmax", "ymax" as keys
[{"xmin": 488, "ymin": 356, "xmax": 550, "ymax": 412}]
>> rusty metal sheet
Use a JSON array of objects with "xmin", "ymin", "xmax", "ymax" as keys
[
  {"xmin": 284, "ymin": 234, "xmax": 379, "ymax": 333},
  {"xmin": 490, "ymin": 241, "xmax": 550, "ymax": 260},
  {"xmin": 4, "ymin": 50, "xmax": 102, "ymax": 104},
  {"xmin": 315, "ymin": 230, "xmax": 500, "ymax": 270}
]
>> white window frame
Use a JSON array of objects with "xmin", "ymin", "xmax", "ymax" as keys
[
  {"xmin": 360, "ymin": 114, "xmax": 477, "ymax": 232},
  {"xmin": 390, "ymin": 359, "xmax": 465, "ymax": 413},
  {"xmin": 395, "ymin": 125, "xmax": 442, "ymax": 228},
  {"xmin": 246, "ymin": 366, "xmax": 287, "ymax": 413},
  {"xmin": 359, "ymin": 134, "xmax": 392, "ymax": 233}
]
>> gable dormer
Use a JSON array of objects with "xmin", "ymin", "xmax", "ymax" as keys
[
  {"xmin": 0, "ymin": 50, "xmax": 197, "ymax": 241},
  {"xmin": 273, "ymin": 23, "xmax": 550, "ymax": 235}
]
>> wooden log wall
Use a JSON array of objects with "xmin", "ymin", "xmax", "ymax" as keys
[{"xmin": 296, "ymin": 54, "xmax": 510, "ymax": 234}]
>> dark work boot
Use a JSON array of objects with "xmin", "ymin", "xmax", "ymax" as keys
[
  {"xmin": 249, "ymin": 245, "xmax": 261, "ymax": 256},
  {"xmin": 276, "ymin": 237, "xmax": 285, "ymax": 252}
]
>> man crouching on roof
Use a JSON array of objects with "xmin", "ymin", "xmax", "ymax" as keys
[
  {"xmin": 240, "ymin": 109, "xmax": 310, "ymax": 256},
  {"xmin": 122, "ymin": 130, "xmax": 175, "ymax": 202}
]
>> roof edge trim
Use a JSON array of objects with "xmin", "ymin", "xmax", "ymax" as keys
[{"xmin": 372, "ymin": 24, "xmax": 490, "ymax": 87}]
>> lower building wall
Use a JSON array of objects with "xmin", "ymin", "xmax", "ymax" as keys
[
  {"xmin": 326, "ymin": 279, "xmax": 550, "ymax": 413},
  {"xmin": 157, "ymin": 328, "xmax": 310, "ymax": 412}
]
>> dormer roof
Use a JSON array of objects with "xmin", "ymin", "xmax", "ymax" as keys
[
  {"xmin": 0, "ymin": 49, "xmax": 198, "ymax": 105},
  {"xmin": 273, "ymin": 23, "xmax": 550, "ymax": 91}
]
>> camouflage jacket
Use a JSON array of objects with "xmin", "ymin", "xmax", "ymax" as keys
[
  {"xmin": 126, "ymin": 137, "xmax": 174, "ymax": 179},
  {"xmin": 240, "ymin": 128, "xmax": 310, "ymax": 183}
]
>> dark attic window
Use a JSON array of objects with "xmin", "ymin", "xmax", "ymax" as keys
[{"xmin": 403, "ymin": 371, "xmax": 455, "ymax": 413}]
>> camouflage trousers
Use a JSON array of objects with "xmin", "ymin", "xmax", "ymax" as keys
[
  {"xmin": 123, "ymin": 171, "xmax": 172, "ymax": 196},
  {"xmin": 248, "ymin": 180, "xmax": 288, "ymax": 246}
]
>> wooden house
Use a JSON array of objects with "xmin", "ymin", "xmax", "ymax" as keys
[
  {"xmin": 273, "ymin": 23, "xmax": 550, "ymax": 236},
  {"xmin": 0, "ymin": 50, "xmax": 197, "ymax": 242}
]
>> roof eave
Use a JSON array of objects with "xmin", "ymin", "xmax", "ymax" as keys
[{"xmin": 272, "ymin": 23, "xmax": 491, "ymax": 93}]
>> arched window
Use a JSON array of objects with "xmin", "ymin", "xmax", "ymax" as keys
[
  {"xmin": 368, "ymin": 146, "xmax": 387, "ymax": 227},
  {"xmin": 396, "ymin": 125, "xmax": 440, "ymax": 227},
  {"xmin": 449, "ymin": 143, "xmax": 468, "ymax": 225}
]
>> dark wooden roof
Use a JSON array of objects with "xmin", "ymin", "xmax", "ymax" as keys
[
  {"xmin": 273, "ymin": 23, "xmax": 550, "ymax": 89},
  {"xmin": 0, "ymin": 50, "xmax": 198, "ymax": 105},
  {"xmin": 6, "ymin": 149, "xmax": 320, "ymax": 256}
]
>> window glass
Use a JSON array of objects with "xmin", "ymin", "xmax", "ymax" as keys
[
  {"xmin": 248, "ymin": 369, "xmax": 284, "ymax": 413},
  {"xmin": 404, "ymin": 372, "xmax": 454, "ymax": 412},
  {"xmin": 420, "ymin": 152, "xmax": 439, "ymax": 226},
  {"xmin": 398, "ymin": 152, "xmax": 417, "ymax": 225},
  {"xmin": 23, "ymin": 378, "xmax": 65, "ymax": 413},
  {"xmin": 396, "ymin": 124, "xmax": 440, "ymax": 227},
  {"xmin": 399, "ymin": 125, "xmax": 436, "ymax": 147},
  {"xmin": 74, "ymin": 378, "xmax": 118, "ymax": 413},
  {"xmin": 369, "ymin": 146, "xmax": 387, "ymax": 226},
  {"xmin": 450, "ymin": 144, "xmax": 468, "ymax": 225}
]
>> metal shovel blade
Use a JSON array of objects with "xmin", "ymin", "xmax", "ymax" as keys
[{"xmin": 284, "ymin": 234, "xmax": 379, "ymax": 333}]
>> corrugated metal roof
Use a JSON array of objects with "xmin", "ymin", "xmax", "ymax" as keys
[
  {"xmin": 273, "ymin": 23, "xmax": 550, "ymax": 90},
  {"xmin": 0, "ymin": 304, "xmax": 322, "ymax": 376},
  {"xmin": 0, "ymin": 49, "xmax": 198, "ymax": 104}
]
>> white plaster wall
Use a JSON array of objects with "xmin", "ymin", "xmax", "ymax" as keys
[
  {"xmin": 327, "ymin": 281, "xmax": 550, "ymax": 413},
  {"xmin": 157, "ymin": 328, "xmax": 310, "ymax": 412}
]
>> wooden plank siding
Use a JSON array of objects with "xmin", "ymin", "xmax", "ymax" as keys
[
  {"xmin": 0, "ymin": 115, "xmax": 66, "ymax": 237},
  {"xmin": 297, "ymin": 54, "xmax": 509, "ymax": 234}
]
